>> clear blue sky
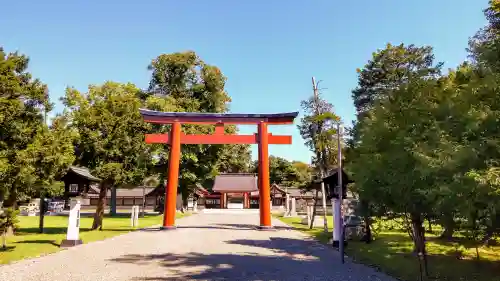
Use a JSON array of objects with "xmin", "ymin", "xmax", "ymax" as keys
[{"xmin": 0, "ymin": 0, "xmax": 489, "ymax": 163}]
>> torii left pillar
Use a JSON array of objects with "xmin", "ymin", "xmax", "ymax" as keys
[
  {"xmin": 163, "ymin": 122, "xmax": 181, "ymax": 229},
  {"xmin": 257, "ymin": 122, "xmax": 272, "ymax": 229},
  {"xmin": 139, "ymin": 109, "xmax": 298, "ymax": 230}
]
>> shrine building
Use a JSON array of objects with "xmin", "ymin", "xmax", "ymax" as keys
[{"xmin": 201, "ymin": 173, "xmax": 288, "ymax": 209}]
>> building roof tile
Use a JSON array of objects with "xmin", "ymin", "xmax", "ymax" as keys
[
  {"xmin": 212, "ymin": 173, "xmax": 258, "ymax": 192},
  {"xmin": 67, "ymin": 166, "xmax": 101, "ymax": 182}
]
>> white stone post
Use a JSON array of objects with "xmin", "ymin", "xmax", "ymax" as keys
[
  {"xmin": 306, "ymin": 203, "xmax": 312, "ymax": 226},
  {"xmin": 290, "ymin": 197, "xmax": 297, "ymax": 216},
  {"xmin": 60, "ymin": 197, "xmax": 83, "ymax": 248},
  {"xmin": 332, "ymin": 198, "xmax": 342, "ymax": 242},
  {"xmin": 135, "ymin": 205, "xmax": 139, "ymax": 226},
  {"xmin": 193, "ymin": 199, "xmax": 198, "ymax": 213},
  {"xmin": 131, "ymin": 206, "xmax": 139, "ymax": 227},
  {"xmin": 284, "ymin": 194, "xmax": 290, "ymax": 217},
  {"xmin": 131, "ymin": 206, "xmax": 135, "ymax": 227}
]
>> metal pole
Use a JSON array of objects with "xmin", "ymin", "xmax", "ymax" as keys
[{"xmin": 337, "ymin": 122, "xmax": 344, "ymax": 264}]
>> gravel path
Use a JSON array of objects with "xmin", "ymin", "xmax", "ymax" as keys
[{"xmin": 0, "ymin": 212, "xmax": 397, "ymax": 281}]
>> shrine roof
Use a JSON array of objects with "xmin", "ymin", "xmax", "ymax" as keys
[
  {"xmin": 139, "ymin": 109, "xmax": 299, "ymax": 125},
  {"xmin": 212, "ymin": 173, "xmax": 258, "ymax": 192},
  {"xmin": 322, "ymin": 168, "xmax": 354, "ymax": 185},
  {"xmin": 66, "ymin": 166, "xmax": 101, "ymax": 182}
]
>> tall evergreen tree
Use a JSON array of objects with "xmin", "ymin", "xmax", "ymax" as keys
[{"xmin": 145, "ymin": 51, "xmax": 252, "ymax": 202}]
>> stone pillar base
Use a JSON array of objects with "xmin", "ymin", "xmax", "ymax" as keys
[
  {"xmin": 331, "ymin": 240, "xmax": 348, "ymax": 248},
  {"xmin": 256, "ymin": 225, "xmax": 276, "ymax": 231},
  {"xmin": 60, "ymin": 239, "xmax": 83, "ymax": 248},
  {"xmin": 160, "ymin": 226, "xmax": 177, "ymax": 231}
]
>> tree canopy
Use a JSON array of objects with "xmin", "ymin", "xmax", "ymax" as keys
[
  {"xmin": 144, "ymin": 51, "xmax": 252, "ymax": 198},
  {"xmin": 61, "ymin": 82, "xmax": 152, "ymax": 229},
  {"xmin": 250, "ymin": 156, "xmax": 311, "ymax": 188},
  {"xmin": 346, "ymin": 1, "xmax": 500, "ymax": 276},
  {"xmin": 0, "ymin": 48, "xmax": 74, "ymax": 207}
]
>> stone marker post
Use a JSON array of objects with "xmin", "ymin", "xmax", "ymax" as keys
[
  {"xmin": 290, "ymin": 197, "xmax": 297, "ymax": 216},
  {"xmin": 60, "ymin": 197, "xmax": 83, "ymax": 248},
  {"xmin": 284, "ymin": 194, "xmax": 290, "ymax": 217},
  {"xmin": 135, "ymin": 206, "xmax": 139, "ymax": 226},
  {"xmin": 306, "ymin": 203, "xmax": 312, "ymax": 226},
  {"xmin": 131, "ymin": 206, "xmax": 139, "ymax": 227}
]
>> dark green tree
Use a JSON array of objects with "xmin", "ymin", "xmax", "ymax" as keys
[
  {"xmin": 298, "ymin": 82, "xmax": 341, "ymax": 232},
  {"xmin": 62, "ymin": 82, "xmax": 152, "ymax": 230},
  {"xmin": 347, "ymin": 43, "xmax": 443, "ymax": 242},
  {"xmin": 0, "ymin": 47, "xmax": 74, "ymax": 210},
  {"xmin": 250, "ymin": 156, "xmax": 311, "ymax": 187},
  {"xmin": 145, "ymin": 51, "xmax": 252, "ymax": 203},
  {"xmin": 352, "ymin": 43, "xmax": 442, "ymax": 116},
  {"xmin": 468, "ymin": 0, "xmax": 500, "ymax": 71}
]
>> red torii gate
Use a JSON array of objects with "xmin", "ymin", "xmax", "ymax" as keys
[{"xmin": 140, "ymin": 109, "xmax": 298, "ymax": 229}]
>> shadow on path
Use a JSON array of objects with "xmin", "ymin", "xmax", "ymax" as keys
[
  {"xmin": 227, "ymin": 237, "xmax": 327, "ymax": 257},
  {"xmin": 109, "ymin": 237, "xmax": 388, "ymax": 281},
  {"xmin": 15, "ymin": 239, "xmax": 60, "ymax": 247},
  {"xmin": 113, "ymin": 252, "xmax": 329, "ymax": 281}
]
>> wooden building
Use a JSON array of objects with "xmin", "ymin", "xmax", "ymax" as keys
[
  {"xmin": 202, "ymin": 173, "xmax": 288, "ymax": 209},
  {"xmin": 61, "ymin": 166, "xmax": 162, "ymax": 209},
  {"xmin": 61, "ymin": 166, "xmax": 101, "ymax": 208},
  {"xmin": 85, "ymin": 185, "xmax": 160, "ymax": 209}
]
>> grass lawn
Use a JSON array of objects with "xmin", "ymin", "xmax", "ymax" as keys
[
  {"xmin": 0, "ymin": 212, "xmax": 190, "ymax": 264},
  {"xmin": 277, "ymin": 215, "xmax": 500, "ymax": 281}
]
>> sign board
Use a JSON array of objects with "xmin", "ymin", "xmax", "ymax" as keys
[{"xmin": 60, "ymin": 197, "xmax": 83, "ymax": 247}]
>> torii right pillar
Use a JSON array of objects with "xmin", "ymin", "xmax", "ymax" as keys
[{"xmin": 258, "ymin": 122, "xmax": 272, "ymax": 229}]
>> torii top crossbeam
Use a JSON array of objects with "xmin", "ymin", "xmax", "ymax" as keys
[{"xmin": 139, "ymin": 109, "xmax": 299, "ymax": 125}]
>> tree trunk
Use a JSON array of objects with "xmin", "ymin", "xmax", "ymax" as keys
[
  {"xmin": 181, "ymin": 188, "xmax": 189, "ymax": 213},
  {"xmin": 439, "ymin": 216, "xmax": 455, "ymax": 240},
  {"xmin": 2, "ymin": 230, "xmax": 6, "ymax": 249},
  {"xmin": 309, "ymin": 191, "xmax": 319, "ymax": 229},
  {"xmin": 363, "ymin": 216, "xmax": 373, "ymax": 243},
  {"xmin": 426, "ymin": 217, "xmax": 432, "ymax": 233},
  {"xmin": 482, "ymin": 214, "xmax": 500, "ymax": 245},
  {"xmin": 109, "ymin": 186, "xmax": 117, "ymax": 216},
  {"xmin": 411, "ymin": 214, "xmax": 429, "ymax": 279},
  {"xmin": 360, "ymin": 200, "xmax": 372, "ymax": 243},
  {"xmin": 39, "ymin": 194, "xmax": 45, "ymax": 233},
  {"xmin": 92, "ymin": 182, "xmax": 108, "ymax": 230},
  {"xmin": 319, "ymin": 181, "xmax": 329, "ymax": 233}
]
